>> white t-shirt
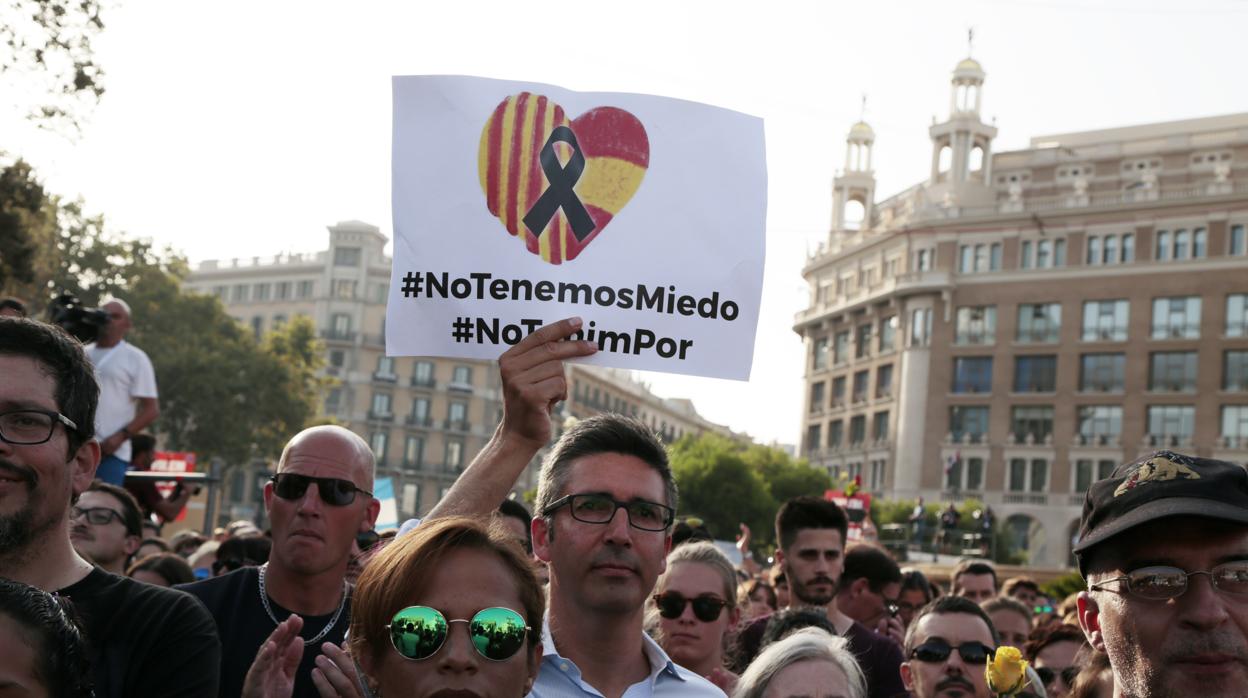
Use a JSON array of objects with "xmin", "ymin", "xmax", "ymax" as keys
[{"xmin": 85, "ymin": 340, "xmax": 158, "ymax": 462}]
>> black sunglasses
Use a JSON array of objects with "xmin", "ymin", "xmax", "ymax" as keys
[
  {"xmin": 271, "ymin": 473, "xmax": 372, "ymax": 506},
  {"xmin": 1034, "ymin": 666, "xmax": 1079, "ymax": 687},
  {"xmin": 653, "ymin": 593, "xmax": 727, "ymax": 622},
  {"xmin": 910, "ymin": 640, "xmax": 995, "ymax": 665}
]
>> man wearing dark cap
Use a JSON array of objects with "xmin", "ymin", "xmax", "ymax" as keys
[{"xmin": 1074, "ymin": 450, "xmax": 1248, "ymax": 698}]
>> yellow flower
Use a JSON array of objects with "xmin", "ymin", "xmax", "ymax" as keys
[{"xmin": 985, "ymin": 646, "xmax": 1029, "ymax": 696}]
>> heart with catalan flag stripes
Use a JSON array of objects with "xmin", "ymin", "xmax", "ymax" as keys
[{"xmin": 478, "ymin": 93, "xmax": 649, "ymax": 265}]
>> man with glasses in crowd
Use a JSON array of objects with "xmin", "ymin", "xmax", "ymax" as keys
[
  {"xmin": 0, "ymin": 317, "xmax": 220, "ymax": 697},
  {"xmin": 70, "ymin": 480, "xmax": 143, "ymax": 574},
  {"xmin": 834, "ymin": 544, "xmax": 905, "ymax": 646},
  {"xmin": 1075, "ymin": 450, "xmax": 1248, "ymax": 698},
  {"xmin": 179, "ymin": 424, "xmax": 380, "ymax": 698},
  {"xmin": 900, "ymin": 596, "xmax": 998, "ymax": 698},
  {"xmin": 424, "ymin": 317, "xmax": 723, "ymax": 696}
]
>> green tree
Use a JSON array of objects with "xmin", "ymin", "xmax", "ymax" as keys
[
  {"xmin": 669, "ymin": 434, "xmax": 775, "ymax": 552},
  {"xmin": 744, "ymin": 444, "xmax": 831, "ymax": 504},
  {"xmin": 0, "ymin": 160, "xmax": 50, "ymax": 290},
  {"xmin": 2, "ymin": 0, "xmax": 106, "ymax": 132}
]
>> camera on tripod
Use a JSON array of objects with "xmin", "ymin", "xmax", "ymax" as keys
[{"xmin": 47, "ymin": 293, "xmax": 110, "ymax": 343}]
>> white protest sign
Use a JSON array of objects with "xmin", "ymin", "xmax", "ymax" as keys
[{"xmin": 387, "ymin": 76, "xmax": 766, "ymax": 380}]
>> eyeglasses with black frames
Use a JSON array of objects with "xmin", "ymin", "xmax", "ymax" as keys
[
  {"xmin": 71, "ymin": 506, "xmax": 124, "ymax": 526},
  {"xmin": 542, "ymin": 493, "xmax": 675, "ymax": 532},
  {"xmin": 1088, "ymin": 561, "xmax": 1248, "ymax": 600},
  {"xmin": 0, "ymin": 410, "xmax": 78, "ymax": 445}
]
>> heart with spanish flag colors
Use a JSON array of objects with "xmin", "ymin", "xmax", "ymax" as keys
[{"xmin": 478, "ymin": 93, "xmax": 649, "ymax": 265}]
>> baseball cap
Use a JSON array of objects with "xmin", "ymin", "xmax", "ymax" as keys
[{"xmin": 1073, "ymin": 450, "xmax": 1248, "ymax": 573}]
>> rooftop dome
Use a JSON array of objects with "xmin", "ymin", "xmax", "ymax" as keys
[
  {"xmin": 954, "ymin": 57, "xmax": 985, "ymax": 79},
  {"xmin": 849, "ymin": 120, "xmax": 875, "ymax": 140}
]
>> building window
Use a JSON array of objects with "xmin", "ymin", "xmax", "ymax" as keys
[
  {"xmin": 451, "ymin": 365, "xmax": 473, "ymax": 386},
  {"xmin": 872, "ymin": 411, "xmax": 890, "ymax": 441},
  {"xmin": 834, "ymin": 331, "xmax": 850, "ymax": 365},
  {"xmin": 1011, "ymin": 406, "xmax": 1054, "ymax": 444},
  {"xmin": 875, "ymin": 365, "xmax": 893, "ymax": 399},
  {"xmin": 915, "ymin": 249, "xmax": 933, "ymax": 271},
  {"xmin": 813, "ymin": 337, "xmax": 830, "ymax": 370},
  {"xmin": 855, "ymin": 323, "xmax": 873, "ymax": 359},
  {"xmin": 849, "ymin": 416, "xmax": 866, "ymax": 445},
  {"xmin": 805, "ymin": 424, "xmax": 822, "ymax": 454},
  {"xmin": 852, "ymin": 371, "xmax": 869, "ymax": 403},
  {"xmin": 254, "ymin": 283, "xmax": 271, "ymax": 301},
  {"xmin": 1147, "ymin": 405, "xmax": 1195, "ymax": 446},
  {"xmin": 275, "ymin": 281, "xmax": 291, "ymax": 300},
  {"xmin": 328, "ymin": 350, "xmax": 345, "ymax": 368},
  {"xmin": 1021, "ymin": 239, "xmax": 1066, "ymax": 269},
  {"xmin": 1223, "ymin": 406, "xmax": 1248, "ymax": 443},
  {"xmin": 1017, "ymin": 303, "xmax": 1061, "ymax": 343},
  {"xmin": 370, "ymin": 431, "xmax": 388, "ymax": 463},
  {"xmin": 1151, "ymin": 296, "xmax": 1201, "ymax": 339},
  {"xmin": 1078, "ymin": 406, "xmax": 1123, "ymax": 444},
  {"xmin": 809, "ymin": 382, "xmax": 825, "ymax": 413},
  {"xmin": 1075, "ymin": 459, "xmax": 1117, "ymax": 493},
  {"xmin": 1228, "ymin": 294, "xmax": 1248, "ymax": 338},
  {"xmin": 233, "ymin": 284, "xmax": 249, "ymax": 303},
  {"xmin": 332, "ymin": 280, "xmax": 357, "ymax": 299},
  {"xmin": 212, "ymin": 285, "xmax": 228, "ymax": 300},
  {"xmin": 828, "ymin": 420, "xmax": 843, "ymax": 449},
  {"xmin": 947, "ymin": 456, "xmax": 985, "ymax": 492},
  {"xmin": 334, "ymin": 246, "xmax": 362, "ymax": 266},
  {"xmin": 448, "ymin": 401, "xmax": 468, "ymax": 428},
  {"xmin": 297, "ymin": 280, "xmax": 315, "ymax": 298},
  {"xmin": 831, "ymin": 376, "xmax": 846, "ymax": 408},
  {"xmin": 376, "ymin": 356, "xmax": 395, "ymax": 378},
  {"xmin": 370, "ymin": 393, "xmax": 392, "ymax": 417},
  {"xmin": 330, "ymin": 313, "xmax": 352, "ymax": 338},
  {"xmin": 950, "ymin": 406, "xmax": 989, "ymax": 443},
  {"xmin": 1149, "ymin": 352, "xmax": 1198, "ymax": 392},
  {"xmin": 1086, "ymin": 232, "xmax": 1137, "ymax": 265},
  {"xmin": 955, "ymin": 306, "xmax": 996, "ymax": 345},
  {"xmin": 411, "ymin": 398, "xmax": 430, "ymax": 425},
  {"xmin": 1231, "ymin": 225, "xmax": 1246, "ymax": 256},
  {"xmin": 1014, "ymin": 355, "xmax": 1057, "ymax": 393},
  {"xmin": 909, "ymin": 308, "xmax": 932, "ymax": 347},
  {"xmin": 1008, "ymin": 458, "xmax": 1049, "ymax": 493},
  {"xmin": 1155, "ymin": 228, "xmax": 1206, "ymax": 261},
  {"xmin": 879, "ymin": 316, "xmax": 897, "ymax": 352},
  {"xmin": 1080, "ymin": 353, "xmax": 1125, "ymax": 392},
  {"xmin": 869, "ymin": 460, "xmax": 885, "ymax": 491},
  {"xmin": 1226, "ymin": 351, "xmax": 1248, "ymax": 392},
  {"xmin": 957, "ymin": 243, "xmax": 1002, "ymax": 273},
  {"xmin": 445, "ymin": 440, "xmax": 464, "ymax": 470},
  {"xmin": 952, "ymin": 357, "xmax": 993, "ymax": 394},
  {"xmin": 251, "ymin": 316, "xmax": 263, "ymax": 339},
  {"xmin": 404, "ymin": 436, "xmax": 424, "ymax": 469},
  {"xmin": 324, "ymin": 388, "xmax": 341, "ymax": 414},
  {"xmin": 413, "ymin": 361, "xmax": 434, "ymax": 387},
  {"xmin": 1082, "ymin": 300, "xmax": 1129, "ymax": 341}
]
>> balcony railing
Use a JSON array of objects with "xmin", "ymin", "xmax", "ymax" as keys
[
  {"xmin": 1001, "ymin": 492, "xmax": 1049, "ymax": 506},
  {"xmin": 320, "ymin": 329, "xmax": 357, "ymax": 342},
  {"xmin": 411, "ymin": 376, "xmax": 436, "ymax": 389},
  {"xmin": 1071, "ymin": 433, "xmax": 1121, "ymax": 447},
  {"xmin": 367, "ymin": 410, "xmax": 394, "ymax": 422},
  {"xmin": 372, "ymin": 371, "xmax": 398, "ymax": 383},
  {"xmin": 405, "ymin": 415, "xmax": 433, "ymax": 427},
  {"xmin": 444, "ymin": 419, "xmax": 471, "ymax": 432}
]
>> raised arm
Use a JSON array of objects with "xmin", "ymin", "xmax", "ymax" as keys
[{"xmin": 425, "ymin": 317, "xmax": 596, "ymax": 521}]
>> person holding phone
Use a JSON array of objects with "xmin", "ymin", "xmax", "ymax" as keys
[{"xmin": 833, "ymin": 544, "xmax": 905, "ymax": 647}]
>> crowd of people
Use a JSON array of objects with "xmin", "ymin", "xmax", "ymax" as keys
[{"xmin": 3, "ymin": 311, "xmax": 1248, "ymax": 698}]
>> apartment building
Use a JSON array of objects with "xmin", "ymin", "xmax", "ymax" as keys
[{"xmin": 794, "ymin": 55, "xmax": 1248, "ymax": 566}]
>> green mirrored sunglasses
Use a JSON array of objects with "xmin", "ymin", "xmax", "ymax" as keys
[{"xmin": 386, "ymin": 606, "xmax": 530, "ymax": 662}]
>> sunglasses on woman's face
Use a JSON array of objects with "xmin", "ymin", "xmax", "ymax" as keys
[
  {"xmin": 386, "ymin": 606, "xmax": 530, "ymax": 662},
  {"xmin": 653, "ymin": 592, "xmax": 727, "ymax": 622},
  {"xmin": 1035, "ymin": 666, "xmax": 1079, "ymax": 687}
]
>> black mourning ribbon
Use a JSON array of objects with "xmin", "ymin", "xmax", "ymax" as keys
[{"xmin": 524, "ymin": 125, "xmax": 597, "ymax": 242}]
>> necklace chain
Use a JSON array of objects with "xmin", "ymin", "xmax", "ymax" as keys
[{"xmin": 257, "ymin": 563, "xmax": 348, "ymax": 647}]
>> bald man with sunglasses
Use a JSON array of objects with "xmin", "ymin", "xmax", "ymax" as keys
[{"xmin": 180, "ymin": 425, "xmax": 380, "ymax": 698}]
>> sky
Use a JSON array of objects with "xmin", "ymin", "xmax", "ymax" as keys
[{"xmin": 6, "ymin": 0, "xmax": 1248, "ymax": 446}]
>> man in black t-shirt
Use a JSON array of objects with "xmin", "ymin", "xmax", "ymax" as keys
[
  {"xmin": 735, "ymin": 497, "xmax": 906, "ymax": 698},
  {"xmin": 0, "ymin": 318, "xmax": 220, "ymax": 698},
  {"xmin": 180, "ymin": 425, "xmax": 380, "ymax": 697}
]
